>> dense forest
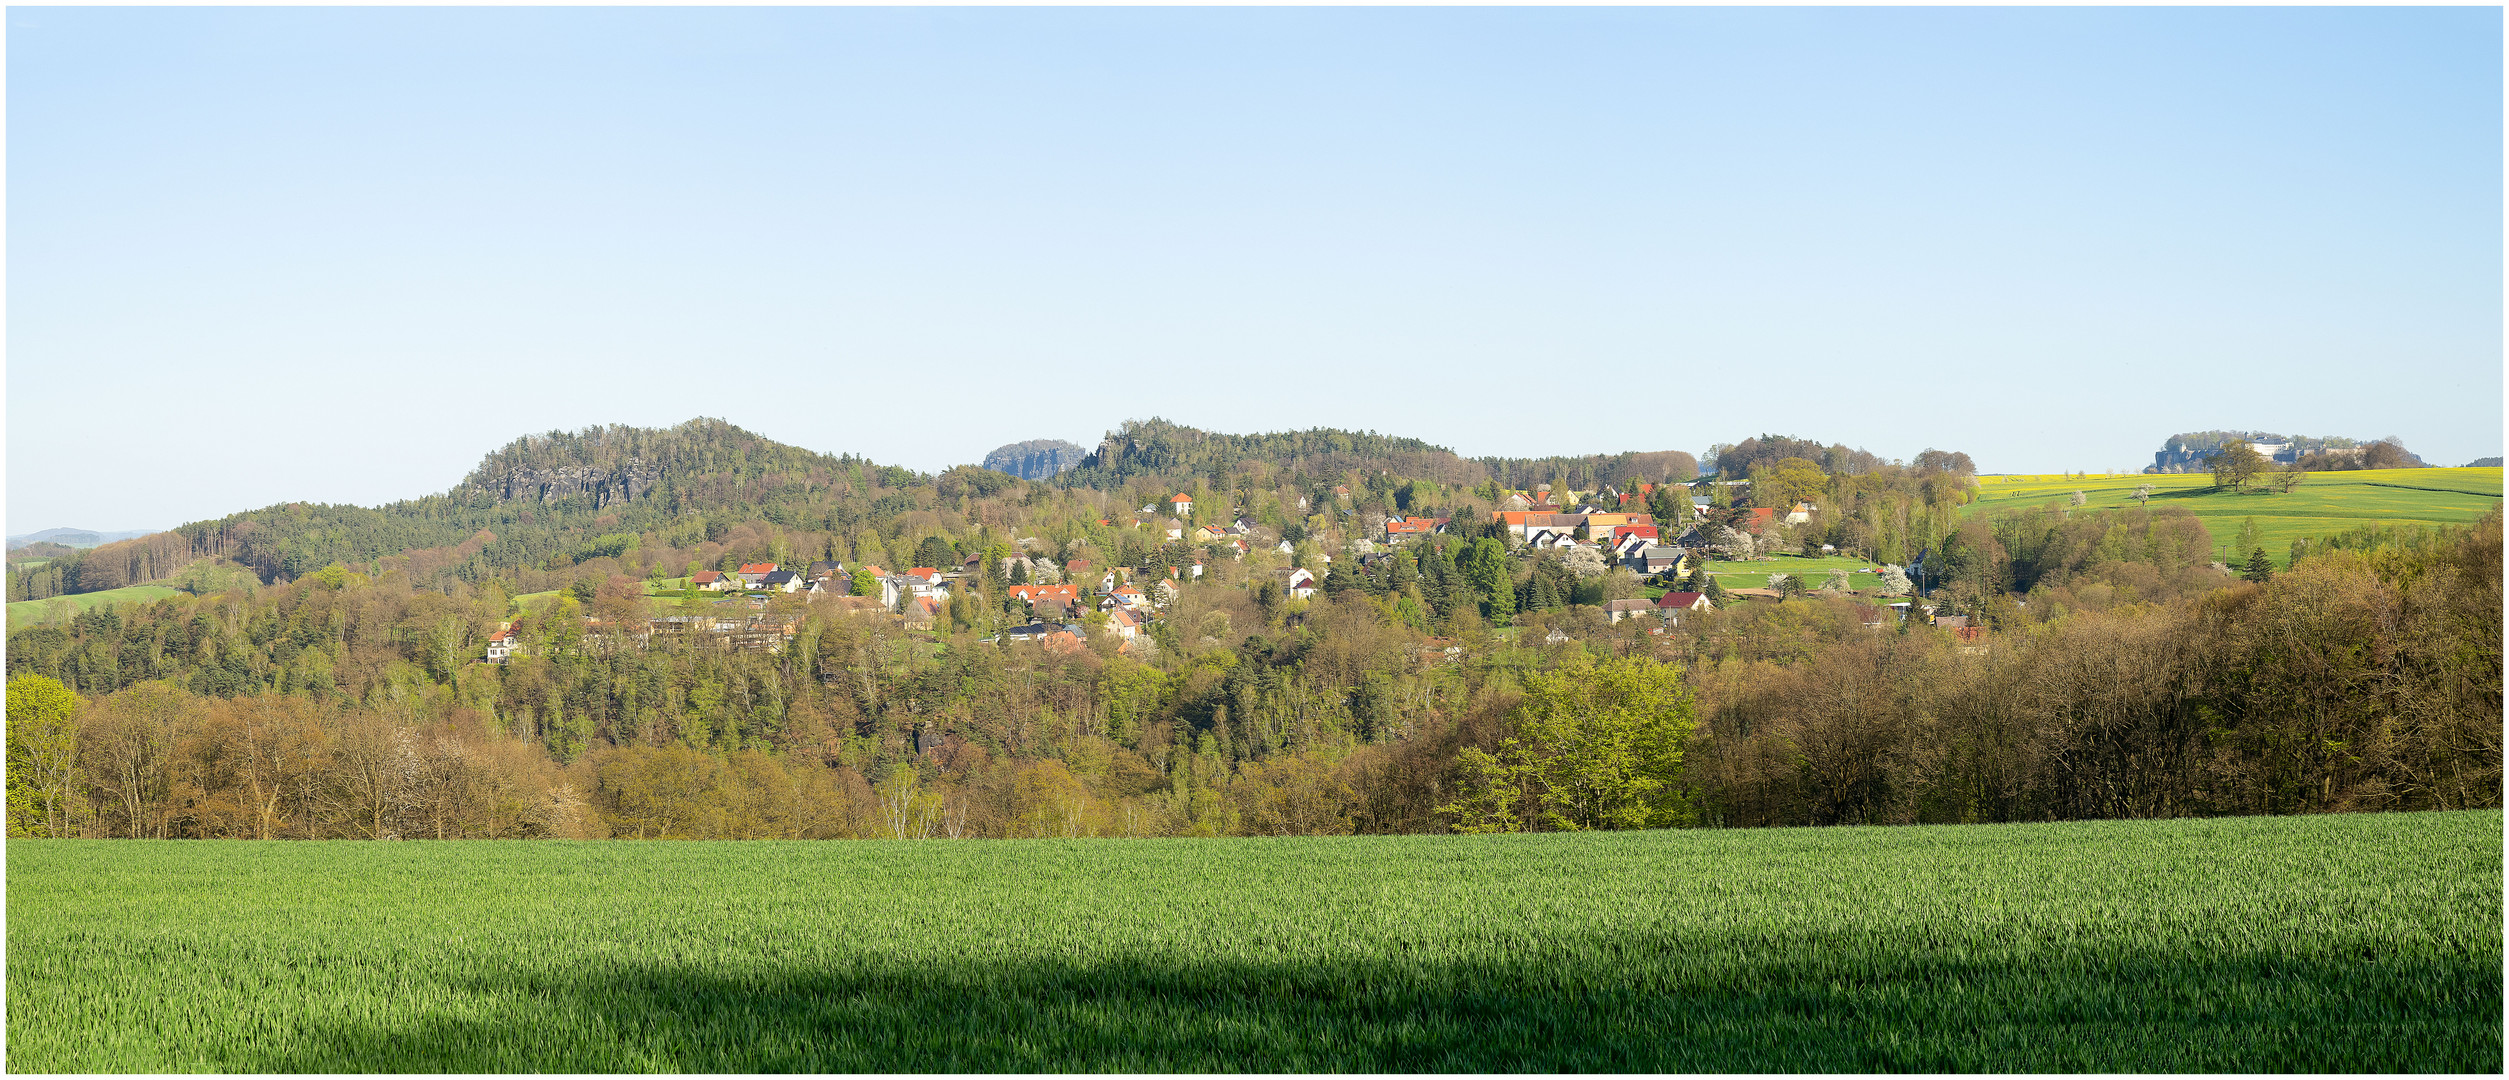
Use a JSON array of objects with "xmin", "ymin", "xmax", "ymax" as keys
[{"xmin": 7, "ymin": 419, "xmax": 2498, "ymax": 840}]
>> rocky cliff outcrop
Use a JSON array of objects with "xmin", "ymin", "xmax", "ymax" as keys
[
  {"xmin": 480, "ymin": 459, "xmax": 663, "ymax": 507},
  {"xmin": 983, "ymin": 439, "xmax": 1087, "ymax": 481}
]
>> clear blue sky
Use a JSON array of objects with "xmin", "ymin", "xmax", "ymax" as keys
[{"xmin": 9, "ymin": 6, "xmax": 2501, "ymax": 532}]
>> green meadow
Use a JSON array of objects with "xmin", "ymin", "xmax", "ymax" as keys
[
  {"xmin": 1967, "ymin": 467, "xmax": 2503, "ymax": 565},
  {"xmin": 1695, "ymin": 552, "xmax": 1887, "ymax": 592},
  {"xmin": 8, "ymin": 811, "xmax": 2496, "ymax": 1072},
  {"xmin": 5, "ymin": 558, "xmax": 258, "ymax": 631},
  {"xmin": 5, "ymin": 585, "xmax": 186, "ymax": 631}
]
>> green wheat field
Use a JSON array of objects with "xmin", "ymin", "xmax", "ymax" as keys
[{"xmin": 7, "ymin": 810, "xmax": 2499, "ymax": 1072}]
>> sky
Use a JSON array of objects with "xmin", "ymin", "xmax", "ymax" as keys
[{"xmin": 8, "ymin": 6, "xmax": 2502, "ymax": 532}]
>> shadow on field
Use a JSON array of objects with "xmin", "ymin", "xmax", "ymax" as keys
[{"xmin": 241, "ymin": 942, "xmax": 2500, "ymax": 1073}]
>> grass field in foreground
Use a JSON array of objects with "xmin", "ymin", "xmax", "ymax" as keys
[
  {"xmin": 7, "ymin": 811, "xmax": 2497, "ymax": 1072},
  {"xmin": 1966, "ymin": 468, "xmax": 2502, "ymax": 566}
]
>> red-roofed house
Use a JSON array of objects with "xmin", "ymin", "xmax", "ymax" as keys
[
  {"xmin": 1604, "ymin": 598, "xmax": 1657, "ymax": 624},
  {"xmin": 1169, "ymin": 494, "xmax": 1194, "ymax": 516},
  {"xmin": 1656, "ymin": 591, "xmax": 1712, "ymax": 613},
  {"xmin": 693, "ymin": 570, "xmax": 729, "ymax": 591},
  {"xmin": 484, "ymin": 624, "xmax": 519, "ymax": 663},
  {"xmin": 1009, "ymin": 584, "xmax": 1080, "ymax": 606}
]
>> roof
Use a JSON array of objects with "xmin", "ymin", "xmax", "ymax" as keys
[
  {"xmin": 1657, "ymin": 591, "xmax": 1709, "ymax": 608},
  {"xmin": 761, "ymin": 570, "xmax": 800, "ymax": 584},
  {"xmin": 692, "ymin": 571, "xmax": 722, "ymax": 583},
  {"xmin": 1605, "ymin": 598, "xmax": 1656, "ymax": 612},
  {"xmin": 906, "ymin": 568, "xmax": 939, "ymax": 581},
  {"xmin": 1171, "ymin": 493, "xmax": 1193, "ymax": 502},
  {"xmin": 739, "ymin": 563, "xmax": 778, "ymax": 574}
]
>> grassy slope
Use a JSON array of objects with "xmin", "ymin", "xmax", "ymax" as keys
[
  {"xmin": 7, "ymin": 811, "xmax": 2496, "ymax": 1072},
  {"xmin": 1966, "ymin": 468, "xmax": 2503, "ymax": 565},
  {"xmin": 5, "ymin": 585, "xmax": 186, "ymax": 631},
  {"xmin": 5, "ymin": 557, "xmax": 261, "ymax": 631}
]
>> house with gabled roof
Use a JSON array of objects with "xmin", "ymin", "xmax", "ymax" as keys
[
  {"xmin": 1604, "ymin": 598, "xmax": 1657, "ymax": 623},
  {"xmin": 484, "ymin": 624, "xmax": 520, "ymax": 663},
  {"xmin": 1629, "ymin": 544, "xmax": 1688, "ymax": 576}
]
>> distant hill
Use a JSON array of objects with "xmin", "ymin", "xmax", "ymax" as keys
[
  {"xmin": 4, "ymin": 418, "xmax": 925, "ymax": 597},
  {"xmin": 1059, "ymin": 419, "xmax": 1486, "ymax": 489},
  {"xmin": 2467, "ymin": 457, "xmax": 2503, "ymax": 468},
  {"xmin": 982, "ymin": 439, "xmax": 1088, "ymax": 481},
  {"xmin": 6, "ymin": 528, "xmax": 159, "ymax": 551}
]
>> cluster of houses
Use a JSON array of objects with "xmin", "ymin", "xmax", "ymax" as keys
[{"xmin": 481, "ymin": 478, "xmax": 1965, "ymax": 665}]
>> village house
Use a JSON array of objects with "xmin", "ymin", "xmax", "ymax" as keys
[
  {"xmin": 760, "ymin": 569, "xmax": 803, "ymax": 593},
  {"xmin": 1628, "ymin": 544, "xmax": 1689, "ymax": 576},
  {"xmin": 484, "ymin": 623, "xmax": 519, "ymax": 663},
  {"xmin": 1603, "ymin": 598, "xmax": 1657, "ymax": 624},
  {"xmin": 1384, "ymin": 516, "xmax": 1449, "ymax": 541},
  {"xmin": 1169, "ymin": 493, "xmax": 1194, "ymax": 517},
  {"xmin": 692, "ymin": 570, "xmax": 730, "ymax": 592},
  {"xmin": 1654, "ymin": 590, "xmax": 1713, "ymax": 625},
  {"xmin": 736, "ymin": 562, "xmax": 778, "ymax": 587}
]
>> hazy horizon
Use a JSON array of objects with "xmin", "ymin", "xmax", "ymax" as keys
[{"xmin": 10, "ymin": 7, "xmax": 2500, "ymax": 531}]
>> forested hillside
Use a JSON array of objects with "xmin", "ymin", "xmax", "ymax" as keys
[{"xmin": 10, "ymin": 419, "xmax": 922, "ymax": 602}]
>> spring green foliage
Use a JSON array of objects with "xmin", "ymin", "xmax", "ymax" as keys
[
  {"xmin": 6, "ymin": 674, "xmax": 82, "ymax": 837},
  {"xmin": 1439, "ymin": 653, "xmax": 1694, "ymax": 832},
  {"xmin": 7, "ymin": 810, "xmax": 2496, "ymax": 1072}
]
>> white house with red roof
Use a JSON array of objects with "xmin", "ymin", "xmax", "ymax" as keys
[
  {"xmin": 484, "ymin": 623, "xmax": 520, "ymax": 664},
  {"xmin": 1655, "ymin": 590, "xmax": 1713, "ymax": 618}
]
